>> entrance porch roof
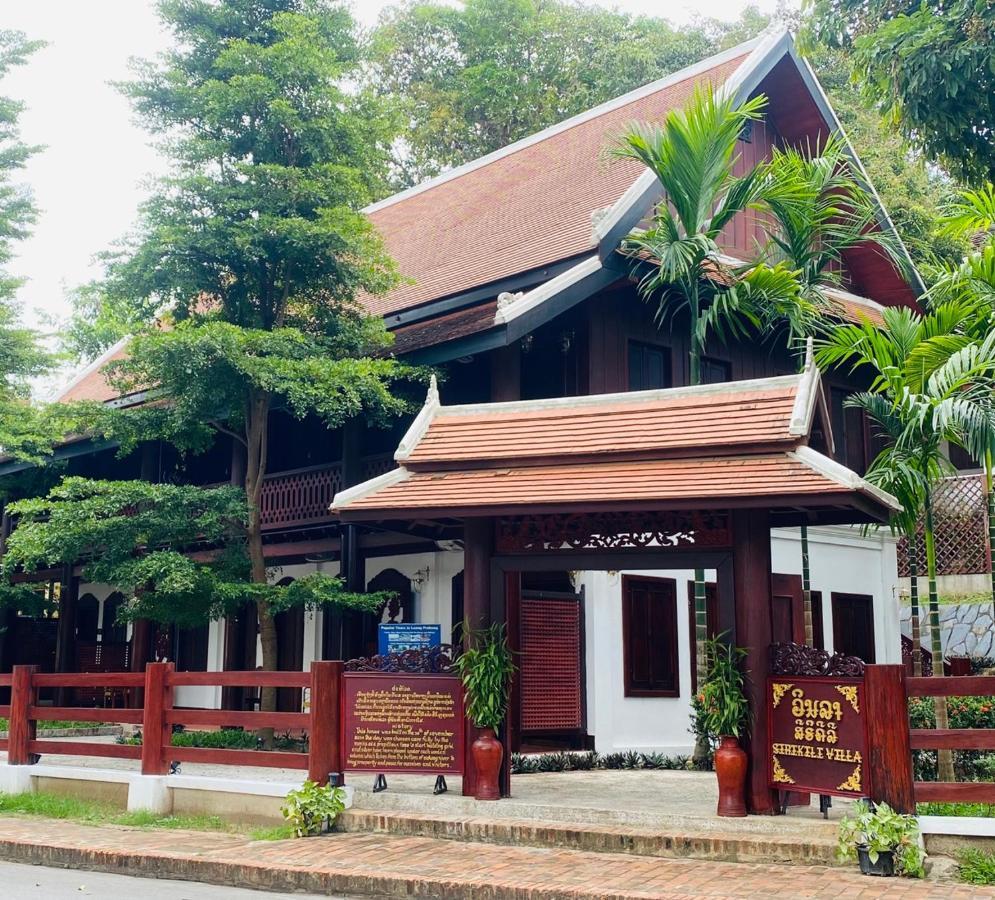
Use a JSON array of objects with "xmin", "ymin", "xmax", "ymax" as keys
[{"xmin": 332, "ymin": 361, "xmax": 900, "ymax": 527}]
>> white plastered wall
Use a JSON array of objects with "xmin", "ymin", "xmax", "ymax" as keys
[{"xmin": 579, "ymin": 525, "xmax": 901, "ymax": 755}]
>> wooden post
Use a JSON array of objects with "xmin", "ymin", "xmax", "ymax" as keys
[
  {"xmin": 53, "ymin": 567, "xmax": 79, "ymax": 707},
  {"xmin": 462, "ymin": 517, "xmax": 493, "ymax": 797},
  {"xmin": 864, "ymin": 664, "xmax": 915, "ymax": 813},
  {"xmin": 308, "ymin": 660, "xmax": 343, "ymax": 785},
  {"xmin": 732, "ymin": 508, "xmax": 779, "ymax": 815},
  {"xmin": 8, "ymin": 665, "xmax": 38, "ymax": 765},
  {"xmin": 141, "ymin": 661, "xmax": 173, "ymax": 776}
]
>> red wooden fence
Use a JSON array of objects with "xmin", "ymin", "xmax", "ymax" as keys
[
  {"xmin": 906, "ymin": 673, "xmax": 995, "ymax": 805},
  {"xmin": 1, "ymin": 662, "xmax": 343, "ymax": 785}
]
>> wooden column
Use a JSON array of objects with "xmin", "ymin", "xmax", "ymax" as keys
[
  {"xmin": 129, "ymin": 617, "xmax": 153, "ymax": 708},
  {"xmin": 8, "ymin": 664, "xmax": 38, "ymax": 765},
  {"xmin": 141, "ymin": 661, "xmax": 173, "ymax": 776},
  {"xmin": 462, "ymin": 517, "xmax": 494, "ymax": 796},
  {"xmin": 732, "ymin": 508, "xmax": 779, "ymax": 815},
  {"xmin": 864, "ymin": 664, "xmax": 915, "ymax": 813},
  {"xmin": 53, "ymin": 566, "xmax": 79, "ymax": 706},
  {"xmin": 308, "ymin": 660, "xmax": 343, "ymax": 785},
  {"xmin": 490, "ymin": 343, "xmax": 521, "ymax": 402}
]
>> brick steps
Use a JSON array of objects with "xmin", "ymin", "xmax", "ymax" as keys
[{"xmin": 337, "ymin": 807, "xmax": 843, "ymax": 866}]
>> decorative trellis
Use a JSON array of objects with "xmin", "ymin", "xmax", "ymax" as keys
[{"xmin": 898, "ymin": 474, "xmax": 991, "ymax": 576}]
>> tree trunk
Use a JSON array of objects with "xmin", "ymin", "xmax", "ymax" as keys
[
  {"xmin": 908, "ymin": 536, "xmax": 922, "ymax": 678},
  {"xmin": 801, "ymin": 525, "xmax": 813, "ymax": 646},
  {"xmin": 986, "ymin": 451, "xmax": 995, "ymax": 622},
  {"xmin": 924, "ymin": 494, "xmax": 955, "ymax": 782},
  {"xmin": 689, "ymin": 297, "xmax": 711, "ymax": 767},
  {"xmin": 244, "ymin": 390, "xmax": 278, "ymax": 733}
]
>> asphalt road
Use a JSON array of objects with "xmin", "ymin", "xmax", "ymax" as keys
[{"xmin": 0, "ymin": 861, "xmax": 356, "ymax": 899}]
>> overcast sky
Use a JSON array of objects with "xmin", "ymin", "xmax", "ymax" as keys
[{"xmin": 3, "ymin": 0, "xmax": 785, "ymax": 337}]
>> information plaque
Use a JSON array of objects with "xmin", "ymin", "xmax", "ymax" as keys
[
  {"xmin": 342, "ymin": 673, "xmax": 464, "ymax": 775},
  {"xmin": 767, "ymin": 675, "xmax": 868, "ymax": 798}
]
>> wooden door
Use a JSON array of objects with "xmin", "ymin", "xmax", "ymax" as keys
[
  {"xmin": 832, "ymin": 592, "xmax": 876, "ymax": 663},
  {"xmin": 771, "ymin": 573, "xmax": 805, "ymax": 645}
]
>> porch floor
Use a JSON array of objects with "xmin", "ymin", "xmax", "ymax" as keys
[{"xmin": 349, "ymin": 770, "xmax": 850, "ymax": 837}]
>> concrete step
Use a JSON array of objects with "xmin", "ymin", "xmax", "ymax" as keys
[{"xmin": 337, "ymin": 807, "xmax": 843, "ymax": 867}]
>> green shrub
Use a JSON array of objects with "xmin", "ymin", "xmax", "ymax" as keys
[
  {"xmin": 909, "ymin": 696, "xmax": 995, "ymax": 782},
  {"xmin": 117, "ymin": 727, "xmax": 307, "ymax": 752},
  {"xmin": 838, "ymin": 800, "xmax": 925, "ymax": 878},
  {"xmin": 281, "ymin": 780, "xmax": 346, "ymax": 837},
  {"xmin": 509, "ymin": 749, "xmax": 691, "ymax": 774},
  {"xmin": 958, "ymin": 848, "xmax": 995, "ymax": 885}
]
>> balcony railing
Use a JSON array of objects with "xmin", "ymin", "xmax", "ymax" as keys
[{"xmin": 259, "ymin": 455, "xmax": 394, "ymax": 531}]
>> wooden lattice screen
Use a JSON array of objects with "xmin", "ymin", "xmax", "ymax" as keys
[
  {"xmin": 518, "ymin": 596, "xmax": 584, "ymax": 732},
  {"xmin": 898, "ymin": 474, "xmax": 991, "ymax": 576}
]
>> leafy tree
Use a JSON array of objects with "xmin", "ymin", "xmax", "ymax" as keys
[
  {"xmin": 614, "ymin": 87, "xmax": 809, "ymax": 764},
  {"xmin": 366, "ymin": 0, "xmax": 719, "ymax": 187},
  {"xmin": 818, "ymin": 304, "xmax": 995, "ymax": 780},
  {"xmin": 804, "ymin": 0, "xmax": 995, "ymax": 184},
  {"xmin": 0, "ymin": 478, "xmax": 385, "ymax": 626},
  {"xmin": 62, "ymin": 0, "xmax": 420, "ymax": 708},
  {"xmin": 0, "ymin": 31, "xmax": 66, "ymax": 462}
]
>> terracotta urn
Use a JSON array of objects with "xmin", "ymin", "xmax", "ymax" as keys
[
  {"xmin": 472, "ymin": 727, "xmax": 503, "ymax": 801},
  {"xmin": 714, "ymin": 734, "xmax": 748, "ymax": 817}
]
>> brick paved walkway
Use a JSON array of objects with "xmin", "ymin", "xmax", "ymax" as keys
[{"xmin": 0, "ymin": 816, "xmax": 989, "ymax": 899}]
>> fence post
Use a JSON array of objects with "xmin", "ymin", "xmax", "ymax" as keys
[
  {"xmin": 141, "ymin": 661, "xmax": 173, "ymax": 776},
  {"xmin": 864, "ymin": 664, "xmax": 915, "ymax": 813},
  {"xmin": 308, "ymin": 660, "xmax": 343, "ymax": 786},
  {"xmin": 8, "ymin": 665, "xmax": 38, "ymax": 765}
]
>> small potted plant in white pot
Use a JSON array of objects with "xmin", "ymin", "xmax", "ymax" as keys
[
  {"xmin": 454, "ymin": 621, "xmax": 515, "ymax": 801},
  {"xmin": 696, "ymin": 635, "xmax": 750, "ymax": 817},
  {"xmin": 838, "ymin": 800, "xmax": 925, "ymax": 878}
]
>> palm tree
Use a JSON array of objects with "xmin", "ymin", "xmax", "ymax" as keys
[
  {"xmin": 613, "ymin": 86, "xmax": 807, "ymax": 764},
  {"xmin": 819, "ymin": 305, "xmax": 995, "ymax": 782},
  {"xmin": 762, "ymin": 134, "xmax": 907, "ymax": 646},
  {"xmin": 930, "ymin": 184, "xmax": 995, "ymax": 613}
]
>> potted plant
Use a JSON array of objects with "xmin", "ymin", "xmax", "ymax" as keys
[
  {"xmin": 281, "ymin": 780, "xmax": 346, "ymax": 837},
  {"xmin": 454, "ymin": 621, "xmax": 515, "ymax": 801},
  {"xmin": 696, "ymin": 635, "xmax": 750, "ymax": 817},
  {"xmin": 838, "ymin": 800, "xmax": 925, "ymax": 878}
]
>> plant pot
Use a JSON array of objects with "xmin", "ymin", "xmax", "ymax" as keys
[
  {"xmin": 472, "ymin": 727, "xmax": 504, "ymax": 801},
  {"xmin": 713, "ymin": 734, "xmax": 748, "ymax": 817},
  {"xmin": 857, "ymin": 846, "xmax": 896, "ymax": 877}
]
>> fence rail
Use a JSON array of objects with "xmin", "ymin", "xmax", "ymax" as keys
[
  {"xmin": 905, "ymin": 672, "xmax": 995, "ymax": 805},
  {"xmin": 1, "ymin": 662, "xmax": 343, "ymax": 784}
]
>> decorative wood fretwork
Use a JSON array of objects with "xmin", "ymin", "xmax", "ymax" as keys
[
  {"xmin": 768, "ymin": 641, "xmax": 865, "ymax": 678},
  {"xmin": 495, "ymin": 511, "xmax": 732, "ymax": 554},
  {"xmin": 344, "ymin": 644, "xmax": 456, "ymax": 674}
]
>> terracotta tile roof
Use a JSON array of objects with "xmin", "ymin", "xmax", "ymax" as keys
[
  {"xmin": 364, "ymin": 50, "xmax": 751, "ymax": 318},
  {"xmin": 333, "ymin": 367, "xmax": 898, "ymax": 522},
  {"xmin": 405, "ymin": 384, "xmax": 803, "ymax": 467},
  {"xmin": 334, "ymin": 452, "xmax": 879, "ymax": 516},
  {"xmin": 56, "ymin": 341, "xmax": 131, "ymax": 403}
]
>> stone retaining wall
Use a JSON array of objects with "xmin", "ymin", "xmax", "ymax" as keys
[{"xmin": 900, "ymin": 602, "xmax": 995, "ymax": 657}]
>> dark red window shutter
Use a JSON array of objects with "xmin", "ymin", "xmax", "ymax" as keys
[
  {"xmin": 519, "ymin": 597, "xmax": 583, "ymax": 731},
  {"xmin": 623, "ymin": 577, "xmax": 680, "ymax": 697}
]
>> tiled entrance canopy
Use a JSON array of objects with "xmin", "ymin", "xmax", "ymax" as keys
[{"xmin": 332, "ymin": 360, "xmax": 900, "ymax": 527}]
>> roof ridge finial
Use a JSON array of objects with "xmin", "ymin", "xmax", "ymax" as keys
[
  {"xmin": 427, "ymin": 373, "xmax": 440, "ymax": 406},
  {"xmin": 804, "ymin": 336, "xmax": 814, "ymax": 372}
]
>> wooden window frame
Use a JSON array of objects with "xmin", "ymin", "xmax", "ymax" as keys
[
  {"xmin": 625, "ymin": 339, "xmax": 675, "ymax": 392},
  {"xmin": 621, "ymin": 574, "xmax": 680, "ymax": 698}
]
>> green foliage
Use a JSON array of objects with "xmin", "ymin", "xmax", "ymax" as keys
[
  {"xmin": 0, "ymin": 790, "xmax": 233, "ymax": 833},
  {"xmin": 958, "ymin": 848, "xmax": 995, "ymax": 884},
  {"xmin": 694, "ymin": 636, "xmax": 750, "ymax": 739},
  {"xmin": 281, "ymin": 780, "xmax": 345, "ymax": 837},
  {"xmin": 838, "ymin": 800, "xmax": 926, "ymax": 877},
  {"xmin": 908, "ymin": 695, "xmax": 995, "ymax": 782},
  {"xmin": 0, "ymin": 476, "xmax": 385, "ymax": 625},
  {"xmin": 509, "ymin": 750, "xmax": 692, "ymax": 774},
  {"xmin": 918, "ymin": 801, "xmax": 995, "ymax": 818},
  {"xmin": 614, "ymin": 87, "xmax": 814, "ymax": 384},
  {"xmin": 366, "ymin": 0, "xmax": 720, "ymax": 188},
  {"xmin": 453, "ymin": 622, "xmax": 515, "ymax": 730},
  {"xmin": 804, "ymin": 0, "xmax": 995, "ymax": 184}
]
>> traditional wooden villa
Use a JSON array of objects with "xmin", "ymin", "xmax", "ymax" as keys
[{"xmin": 0, "ymin": 30, "xmax": 954, "ymax": 810}]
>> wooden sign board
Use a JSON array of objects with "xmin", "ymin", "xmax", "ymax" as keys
[
  {"xmin": 342, "ymin": 673, "xmax": 464, "ymax": 775},
  {"xmin": 767, "ymin": 676, "xmax": 868, "ymax": 798}
]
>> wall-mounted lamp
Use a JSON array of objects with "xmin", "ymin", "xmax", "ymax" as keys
[{"xmin": 411, "ymin": 566, "xmax": 431, "ymax": 589}]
